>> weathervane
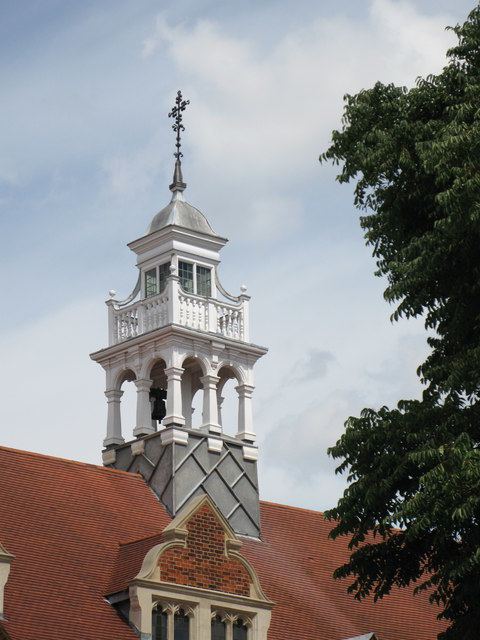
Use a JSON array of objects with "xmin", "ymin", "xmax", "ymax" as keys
[{"xmin": 168, "ymin": 90, "xmax": 190, "ymax": 193}]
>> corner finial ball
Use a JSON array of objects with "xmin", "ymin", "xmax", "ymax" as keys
[
  {"xmin": 108, "ymin": 290, "xmax": 117, "ymax": 298},
  {"xmin": 240, "ymin": 284, "xmax": 247, "ymax": 293}
]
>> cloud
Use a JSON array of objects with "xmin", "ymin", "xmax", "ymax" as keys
[
  {"xmin": 258, "ymin": 390, "xmax": 363, "ymax": 509},
  {"xmin": 264, "ymin": 390, "xmax": 361, "ymax": 475},
  {"xmin": 291, "ymin": 349, "xmax": 335, "ymax": 383},
  {"xmin": 0, "ymin": 0, "xmax": 463, "ymax": 512},
  {"xmin": 0, "ymin": 298, "xmax": 107, "ymax": 464},
  {"xmin": 88, "ymin": 0, "xmax": 455, "ymax": 248},
  {"xmin": 141, "ymin": 1, "xmax": 455, "ymax": 188}
]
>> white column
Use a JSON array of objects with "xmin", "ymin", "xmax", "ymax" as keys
[
  {"xmin": 200, "ymin": 374, "xmax": 221, "ymax": 434},
  {"xmin": 208, "ymin": 299, "xmax": 218, "ymax": 333},
  {"xmin": 181, "ymin": 370, "xmax": 193, "ymax": 428},
  {"xmin": 166, "ymin": 265, "xmax": 180, "ymax": 325},
  {"xmin": 133, "ymin": 378, "xmax": 154, "ymax": 438},
  {"xmin": 239, "ymin": 287, "xmax": 250, "ymax": 342},
  {"xmin": 137, "ymin": 302, "xmax": 145, "ymax": 335},
  {"xmin": 104, "ymin": 389, "xmax": 124, "ymax": 447},
  {"xmin": 106, "ymin": 299, "xmax": 116, "ymax": 346},
  {"xmin": 236, "ymin": 384, "xmax": 255, "ymax": 442},
  {"xmin": 164, "ymin": 366, "xmax": 185, "ymax": 427},
  {"xmin": 217, "ymin": 395, "xmax": 225, "ymax": 427}
]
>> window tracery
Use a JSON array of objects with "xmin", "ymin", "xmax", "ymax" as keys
[
  {"xmin": 211, "ymin": 610, "xmax": 252, "ymax": 640},
  {"xmin": 152, "ymin": 602, "xmax": 196, "ymax": 640}
]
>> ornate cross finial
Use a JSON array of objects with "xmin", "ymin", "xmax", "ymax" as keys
[
  {"xmin": 169, "ymin": 90, "xmax": 190, "ymax": 161},
  {"xmin": 168, "ymin": 90, "xmax": 190, "ymax": 194}
]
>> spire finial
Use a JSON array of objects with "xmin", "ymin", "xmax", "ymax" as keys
[{"xmin": 168, "ymin": 90, "xmax": 190, "ymax": 194}]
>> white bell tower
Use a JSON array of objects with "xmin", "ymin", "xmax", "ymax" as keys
[{"xmin": 90, "ymin": 92, "xmax": 267, "ymax": 536}]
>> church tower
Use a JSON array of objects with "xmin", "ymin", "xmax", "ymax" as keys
[{"xmin": 90, "ymin": 93, "xmax": 267, "ymax": 537}]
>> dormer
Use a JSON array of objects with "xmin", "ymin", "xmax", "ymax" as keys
[{"xmin": 0, "ymin": 543, "xmax": 14, "ymax": 620}]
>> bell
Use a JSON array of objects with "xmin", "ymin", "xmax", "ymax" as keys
[{"xmin": 150, "ymin": 388, "xmax": 167, "ymax": 422}]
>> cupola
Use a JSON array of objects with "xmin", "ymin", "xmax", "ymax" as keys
[{"xmin": 90, "ymin": 92, "xmax": 267, "ymax": 537}]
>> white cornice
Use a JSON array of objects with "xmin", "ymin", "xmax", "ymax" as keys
[
  {"xmin": 90, "ymin": 323, "xmax": 268, "ymax": 365},
  {"xmin": 131, "ymin": 578, "xmax": 274, "ymax": 609},
  {"xmin": 128, "ymin": 225, "xmax": 228, "ymax": 258}
]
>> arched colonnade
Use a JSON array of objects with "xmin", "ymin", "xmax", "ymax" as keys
[{"xmin": 103, "ymin": 355, "xmax": 255, "ymax": 447}]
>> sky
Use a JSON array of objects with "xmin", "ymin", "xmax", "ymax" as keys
[{"xmin": 0, "ymin": 0, "xmax": 475, "ymax": 510}]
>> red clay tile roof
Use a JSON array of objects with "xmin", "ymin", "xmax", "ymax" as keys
[
  {"xmin": 0, "ymin": 446, "xmax": 444, "ymax": 640},
  {"xmin": 108, "ymin": 531, "xmax": 164, "ymax": 594},
  {"xmin": 243, "ymin": 502, "xmax": 444, "ymax": 640},
  {"xmin": 0, "ymin": 446, "xmax": 170, "ymax": 640}
]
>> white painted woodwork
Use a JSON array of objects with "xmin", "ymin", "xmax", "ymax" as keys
[{"xmin": 91, "ymin": 187, "xmax": 267, "ymax": 450}]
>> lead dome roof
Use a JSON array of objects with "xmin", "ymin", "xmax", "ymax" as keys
[{"xmin": 147, "ymin": 195, "xmax": 218, "ymax": 237}]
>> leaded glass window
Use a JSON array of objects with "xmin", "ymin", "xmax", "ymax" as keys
[
  {"xmin": 211, "ymin": 615, "xmax": 226, "ymax": 640},
  {"xmin": 174, "ymin": 609, "xmax": 190, "ymax": 640},
  {"xmin": 179, "ymin": 261, "xmax": 194, "ymax": 293},
  {"xmin": 196, "ymin": 265, "xmax": 212, "ymax": 297},
  {"xmin": 145, "ymin": 268, "xmax": 157, "ymax": 297},
  {"xmin": 158, "ymin": 261, "xmax": 171, "ymax": 293},
  {"xmin": 233, "ymin": 619, "xmax": 248, "ymax": 640},
  {"xmin": 152, "ymin": 608, "xmax": 168, "ymax": 640}
]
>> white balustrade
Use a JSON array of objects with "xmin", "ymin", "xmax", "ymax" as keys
[
  {"xmin": 109, "ymin": 288, "xmax": 248, "ymax": 345},
  {"xmin": 111, "ymin": 292, "xmax": 168, "ymax": 345},
  {"xmin": 214, "ymin": 301, "xmax": 244, "ymax": 340},
  {"xmin": 143, "ymin": 293, "xmax": 169, "ymax": 332},
  {"xmin": 178, "ymin": 292, "xmax": 208, "ymax": 331}
]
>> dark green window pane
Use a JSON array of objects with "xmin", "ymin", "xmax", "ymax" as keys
[
  {"xmin": 179, "ymin": 261, "xmax": 194, "ymax": 294},
  {"xmin": 233, "ymin": 619, "xmax": 248, "ymax": 640},
  {"xmin": 211, "ymin": 615, "xmax": 226, "ymax": 640},
  {"xmin": 196, "ymin": 265, "xmax": 211, "ymax": 297},
  {"xmin": 152, "ymin": 608, "xmax": 168, "ymax": 640},
  {"xmin": 174, "ymin": 610, "xmax": 189, "ymax": 640},
  {"xmin": 145, "ymin": 268, "xmax": 157, "ymax": 297},
  {"xmin": 158, "ymin": 261, "xmax": 171, "ymax": 293}
]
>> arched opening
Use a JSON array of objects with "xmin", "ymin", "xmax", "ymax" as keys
[
  {"xmin": 217, "ymin": 365, "xmax": 241, "ymax": 435},
  {"xmin": 117, "ymin": 369, "xmax": 137, "ymax": 440},
  {"xmin": 181, "ymin": 357, "xmax": 205, "ymax": 428},
  {"xmin": 149, "ymin": 359, "xmax": 167, "ymax": 430}
]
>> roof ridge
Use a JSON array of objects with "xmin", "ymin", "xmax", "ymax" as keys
[
  {"xmin": 0, "ymin": 444, "xmax": 141, "ymax": 479},
  {"xmin": 260, "ymin": 499, "xmax": 325, "ymax": 517}
]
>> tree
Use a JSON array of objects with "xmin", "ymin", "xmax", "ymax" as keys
[{"xmin": 320, "ymin": 6, "xmax": 480, "ymax": 640}]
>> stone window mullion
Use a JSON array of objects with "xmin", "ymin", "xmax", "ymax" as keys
[
  {"xmin": 166, "ymin": 604, "xmax": 177, "ymax": 640},
  {"xmin": 225, "ymin": 614, "xmax": 234, "ymax": 640}
]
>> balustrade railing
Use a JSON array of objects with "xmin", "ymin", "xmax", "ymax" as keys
[
  {"xmin": 108, "ymin": 282, "xmax": 249, "ymax": 346},
  {"xmin": 178, "ymin": 292, "xmax": 208, "ymax": 331},
  {"xmin": 109, "ymin": 292, "xmax": 169, "ymax": 345},
  {"xmin": 214, "ymin": 301, "xmax": 244, "ymax": 340}
]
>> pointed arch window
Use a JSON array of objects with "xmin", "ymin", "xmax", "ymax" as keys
[
  {"xmin": 211, "ymin": 615, "xmax": 226, "ymax": 640},
  {"xmin": 174, "ymin": 609, "xmax": 190, "ymax": 640},
  {"xmin": 153, "ymin": 608, "xmax": 168, "ymax": 640},
  {"xmin": 152, "ymin": 603, "xmax": 194, "ymax": 640},
  {"xmin": 233, "ymin": 619, "xmax": 248, "ymax": 640},
  {"xmin": 211, "ymin": 612, "xmax": 252, "ymax": 640}
]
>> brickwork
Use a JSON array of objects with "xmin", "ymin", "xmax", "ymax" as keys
[{"xmin": 159, "ymin": 503, "xmax": 251, "ymax": 596}]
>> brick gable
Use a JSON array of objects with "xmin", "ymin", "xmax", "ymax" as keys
[{"xmin": 159, "ymin": 503, "xmax": 251, "ymax": 596}]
